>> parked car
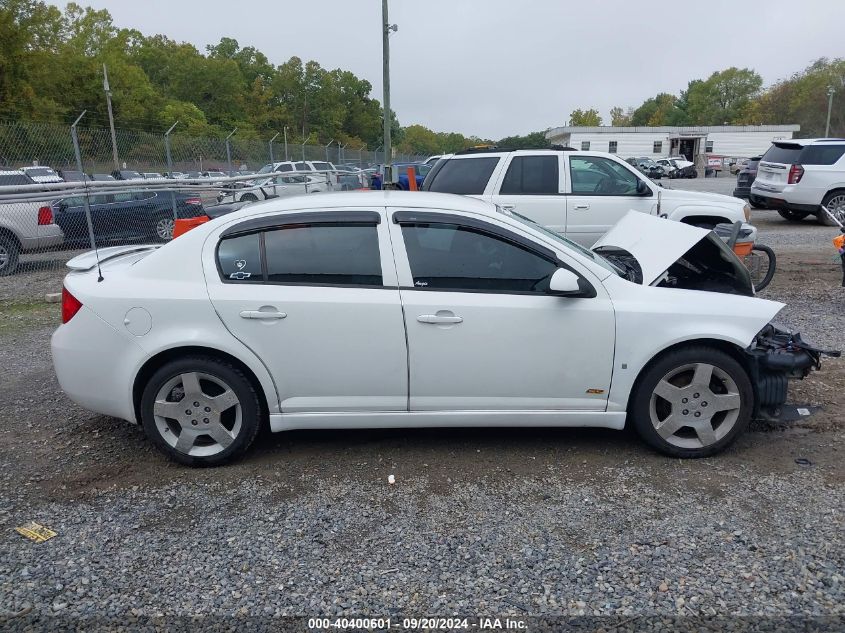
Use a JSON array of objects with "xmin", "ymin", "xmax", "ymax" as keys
[
  {"xmin": 111, "ymin": 170, "xmax": 143, "ymax": 180},
  {"xmin": 51, "ymin": 191, "xmax": 831, "ymax": 466},
  {"xmin": 0, "ymin": 170, "xmax": 63, "ymax": 275},
  {"xmin": 750, "ymin": 138, "xmax": 845, "ymax": 225},
  {"xmin": 626, "ymin": 157, "xmax": 663, "ymax": 179},
  {"xmin": 20, "ymin": 166, "xmax": 63, "ymax": 184},
  {"xmin": 656, "ymin": 158, "xmax": 697, "ymax": 179},
  {"xmin": 165, "ymin": 171, "xmax": 187, "ymax": 179},
  {"xmin": 143, "ymin": 172, "xmax": 166, "ymax": 180},
  {"xmin": 217, "ymin": 174, "xmax": 326, "ymax": 203},
  {"xmin": 392, "ymin": 162, "xmax": 431, "ymax": 189},
  {"xmin": 57, "ymin": 170, "xmax": 89, "ymax": 182},
  {"xmin": 421, "ymin": 148, "xmax": 749, "ymax": 246},
  {"xmin": 52, "ymin": 190, "xmax": 204, "ymax": 244},
  {"xmin": 732, "ymin": 157, "xmax": 761, "ymax": 201},
  {"xmin": 730, "ymin": 158, "xmax": 749, "ymax": 175},
  {"xmin": 90, "ymin": 173, "xmax": 116, "ymax": 181}
]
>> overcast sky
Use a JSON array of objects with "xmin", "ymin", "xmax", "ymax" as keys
[{"xmin": 56, "ymin": 0, "xmax": 845, "ymax": 139}]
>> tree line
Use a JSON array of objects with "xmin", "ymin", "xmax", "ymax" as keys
[
  {"xmin": 566, "ymin": 62, "xmax": 844, "ymax": 138},
  {"xmin": 1, "ymin": 1, "xmax": 842, "ymax": 158}
]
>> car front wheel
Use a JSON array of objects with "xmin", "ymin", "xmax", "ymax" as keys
[
  {"xmin": 140, "ymin": 356, "xmax": 262, "ymax": 466},
  {"xmin": 630, "ymin": 346, "xmax": 753, "ymax": 458},
  {"xmin": 0, "ymin": 234, "xmax": 21, "ymax": 276},
  {"xmin": 777, "ymin": 209, "xmax": 809, "ymax": 222}
]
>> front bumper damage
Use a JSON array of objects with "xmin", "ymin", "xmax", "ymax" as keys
[{"xmin": 745, "ymin": 324, "xmax": 840, "ymax": 418}]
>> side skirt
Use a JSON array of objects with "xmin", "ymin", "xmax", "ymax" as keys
[{"xmin": 269, "ymin": 410, "xmax": 627, "ymax": 433}]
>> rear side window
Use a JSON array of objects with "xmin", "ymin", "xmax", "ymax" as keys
[
  {"xmin": 800, "ymin": 145, "xmax": 845, "ymax": 165},
  {"xmin": 499, "ymin": 156, "xmax": 559, "ymax": 195},
  {"xmin": 762, "ymin": 143, "xmax": 802, "ymax": 164},
  {"xmin": 425, "ymin": 157, "xmax": 499, "ymax": 195},
  {"xmin": 218, "ymin": 233, "xmax": 262, "ymax": 282},
  {"xmin": 264, "ymin": 224, "xmax": 381, "ymax": 286}
]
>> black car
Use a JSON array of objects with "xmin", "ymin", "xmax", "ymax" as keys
[
  {"xmin": 52, "ymin": 190, "xmax": 204, "ymax": 244},
  {"xmin": 733, "ymin": 156, "xmax": 761, "ymax": 201},
  {"xmin": 90, "ymin": 173, "xmax": 116, "ymax": 181},
  {"xmin": 111, "ymin": 170, "xmax": 143, "ymax": 180},
  {"xmin": 57, "ymin": 170, "xmax": 89, "ymax": 182}
]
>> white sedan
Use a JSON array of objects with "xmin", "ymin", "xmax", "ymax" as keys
[
  {"xmin": 51, "ymin": 192, "xmax": 831, "ymax": 466},
  {"xmin": 217, "ymin": 174, "xmax": 326, "ymax": 204}
]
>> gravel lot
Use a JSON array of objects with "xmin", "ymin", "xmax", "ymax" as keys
[{"xmin": 1, "ymin": 184, "xmax": 844, "ymax": 629}]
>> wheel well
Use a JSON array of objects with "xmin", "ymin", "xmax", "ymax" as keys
[
  {"xmin": 680, "ymin": 215, "xmax": 730, "ymax": 228},
  {"xmin": 625, "ymin": 338, "xmax": 751, "ymax": 416},
  {"xmin": 0, "ymin": 227, "xmax": 22, "ymax": 250},
  {"xmin": 132, "ymin": 346, "xmax": 271, "ymax": 425},
  {"xmin": 823, "ymin": 187, "xmax": 845, "ymax": 202}
]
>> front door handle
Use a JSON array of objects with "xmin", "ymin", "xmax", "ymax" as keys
[
  {"xmin": 240, "ymin": 309, "xmax": 287, "ymax": 320},
  {"xmin": 573, "ymin": 204, "xmax": 590, "ymax": 210},
  {"xmin": 417, "ymin": 314, "xmax": 463, "ymax": 324}
]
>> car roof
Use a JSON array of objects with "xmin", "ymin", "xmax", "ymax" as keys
[
  {"xmin": 0, "ymin": 169, "xmax": 26, "ymax": 175},
  {"xmin": 217, "ymin": 191, "xmax": 496, "ymax": 223},
  {"xmin": 773, "ymin": 138, "xmax": 845, "ymax": 146}
]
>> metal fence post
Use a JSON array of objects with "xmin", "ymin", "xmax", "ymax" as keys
[
  {"xmin": 325, "ymin": 139, "xmax": 334, "ymax": 164},
  {"xmin": 225, "ymin": 128, "xmax": 237, "ymax": 175},
  {"xmin": 69, "ymin": 111, "xmax": 99, "ymax": 256},
  {"xmin": 284, "ymin": 127, "xmax": 288, "ymax": 160},
  {"xmin": 165, "ymin": 120, "xmax": 179, "ymax": 222},
  {"xmin": 269, "ymin": 132, "xmax": 280, "ymax": 166}
]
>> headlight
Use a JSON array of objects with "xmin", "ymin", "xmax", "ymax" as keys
[{"xmin": 743, "ymin": 203, "xmax": 751, "ymax": 221}]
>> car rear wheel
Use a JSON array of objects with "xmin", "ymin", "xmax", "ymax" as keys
[
  {"xmin": 630, "ymin": 347, "xmax": 752, "ymax": 458},
  {"xmin": 140, "ymin": 356, "xmax": 262, "ymax": 466},
  {"xmin": 240, "ymin": 193, "xmax": 258, "ymax": 202},
  {"xmin": 777, "ymin": 209, "xmax": 810, "ymax": 222},
  {"xmin": 819, "ymin": 191, "xmax": 845, "ymax": 226},
  {"xmin": 153, "ymin": 215, "xmax": 175, "ymax": 242},
  {"xmin": 0, "ymin": 234, "xmax": 20, "ymax": 276}
]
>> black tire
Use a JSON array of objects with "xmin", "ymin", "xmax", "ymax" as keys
[
  {"xmin": 240, "ymin": 193, "xmax": 258, "ymax": 202},
  {"xmin": 630, "ymin": 346, "xmax": 753, "ymax": 458},
  {"xmin": 140, "ymin": 355, "xmax": 262, "ymax": 466},
  {"xmin": 777, "ymin": 209, "xmax": 809, "ymax": 222},
  {"xmin": 0, "ymin": 233, "xmax": 21, "ymax": 276},
  {"xmin": 744, "ymin": 244, "xmax": 776, "ymax": 292},
  {"xmin": 819, "ymin": 191, "xmax": 845, "ymax": 226}
]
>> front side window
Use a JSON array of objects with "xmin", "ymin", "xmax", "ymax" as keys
[
  {"xmin": 499, "ymin": 155, "xmax": 559, "ymax": 195},
  {"xmin": 424, "ymin": 157, "xmax": 499, "ymax": 195},
  {"xmin": 264, "ymin": 224, "xmax": 381, "ymax": 286},
  {"xmin": 401, "ymin": 223, "xmax": 557, "ymax": 293},
  {"xmin": 570, "ymin": 156, "xmax": 641, "ymax": 195}
]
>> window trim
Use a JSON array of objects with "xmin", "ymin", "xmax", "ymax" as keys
[{"xmin": 392, "ymin": 211, "xmax": 595, "ymax": 298}]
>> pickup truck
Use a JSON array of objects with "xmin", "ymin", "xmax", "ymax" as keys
[{"xmin": 0, "ymin": 170, "xmax": 64, "ymax": 275}]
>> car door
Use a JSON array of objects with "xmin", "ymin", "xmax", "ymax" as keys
[
  {"xmin": 205, "ymin": 209, "xmax": 408, "ymax": 413},
  {"xmin": 389, "ymin": 209, "xmax": 615, "ymax": 412},
  {"xmin": 565, "ymin": 154, "xmax": 658, "ymax": 247},
  {"xmin": 489, "ymin": 153, "xmax": 567, "ymax": 234}
]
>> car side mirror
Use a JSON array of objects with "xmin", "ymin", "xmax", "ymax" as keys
[
  {"xmin": 548, "ymin": 268, "xmax": 587, "ymax": 297},
  {"xmin": 636, "ymin": 179, "xmax": 651, "ymax": 195}
]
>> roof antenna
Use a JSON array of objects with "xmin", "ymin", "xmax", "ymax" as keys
[{"xmin": 70, "ymin": 111, "xmax": 104, "ymax": 282}]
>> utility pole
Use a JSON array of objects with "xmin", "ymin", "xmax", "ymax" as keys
[
  {"xmin": 103, "ymin": 64, "xmax": 120, "ymax": 171},
  {"xmin": 382, "ymin": 0, "xmax": 397, "ymax": 184},
  {"xmin": 826, "ymin": 86, "xmax": 835, "ymax": 137}
]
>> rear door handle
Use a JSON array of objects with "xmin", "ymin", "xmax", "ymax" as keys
[
  {"xmin": 573, "ymin": 204, "xmax": 590, "ymax": 210},
  {"xmin": 417, "ymin": 314, "xmax": 463, "ymax": 324},
  {"xmin": 240, "ymin": 309, "xmax": 287, "ymax": 320}
]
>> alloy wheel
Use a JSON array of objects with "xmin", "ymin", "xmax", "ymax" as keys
[
  {"xmin": 0, "ymin": 245, "xmax": 8, "ymax": 270},
  {"xmin": 155, "ymin": 217, "xmax": 175, "ymax": 240},
  {"xmin": 648, "ymin": 362, "xmax": 742, "ymax": 449},
  {"xmin": 826, "ymin": 194, "xmax": 845, "ymax": 224},
  {"xmin": 153, "ymin": 371, "xmax": 242, "ymax": 457}
]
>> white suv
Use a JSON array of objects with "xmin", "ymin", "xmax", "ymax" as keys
[
  {"xmin": 750, "ymin": 138, "xmax": 845, "ymax": 226},
  {"xmin": 422, "ymin": 148, "xmax": 750, "ymax": 246}
]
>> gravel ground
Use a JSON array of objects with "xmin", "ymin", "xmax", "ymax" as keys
[{"xmin": 1, "ymin": 188, "xmax": 844, "ymax": 630}]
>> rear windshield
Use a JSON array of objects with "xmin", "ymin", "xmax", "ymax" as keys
[
  {"xmin": 424, "ymin": 157, "xmax": 499, "ymax": 195},
  {"xmin": 311, "ymin": 162, "xmax": 331, "ymax": 171},
  {"xmin": 0, "ymin": 173, "xmax": 32, "ymax": 186},
  {"xmin": 763, "ymin": 143, "xmax": 845, "ymax": 165}
]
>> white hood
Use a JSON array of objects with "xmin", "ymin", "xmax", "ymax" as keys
[{"xmin": 593, "ymin": 211, "xmax": 711, "ymax": 285}]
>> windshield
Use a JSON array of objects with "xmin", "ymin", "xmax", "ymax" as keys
[
  {"xmin": 503, "ymin": 209, "xmax": 623, "ymax": 277},
  {"xmin": 25, "ymin": 167, "xmax": 55, "ymax": 177}
]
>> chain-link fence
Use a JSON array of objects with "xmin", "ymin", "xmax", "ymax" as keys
[{"xmin": 0, "ymin": 119, "xmax": 427, "ymax": 296}]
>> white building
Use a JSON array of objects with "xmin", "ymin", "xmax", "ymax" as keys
[{"xmin": 545, "ymin": 125, "xmax": 800, "ymax": 162}]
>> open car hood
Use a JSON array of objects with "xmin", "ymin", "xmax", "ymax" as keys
[{"xmin": 592, "ymin": 211, "xmax": 755, "ymax": 296}]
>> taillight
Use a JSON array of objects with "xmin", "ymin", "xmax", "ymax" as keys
[
  {"xmin": 788, "ymin": 164, "xmax": 804, "ymax": 184},
  {"xmin": 38, "ymin": 206, "xmax": 53, "ymax": 225},
  {"xmin": 61, "ymin": 287, "xmax": 82, "ymax": 324},
  {"xmin": 185, "ymin": 198, "xmax": 202, "ymax": 206}
]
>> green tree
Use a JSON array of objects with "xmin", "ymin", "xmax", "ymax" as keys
[
  {"xmin": 569, "ymin": 108, "xmax": 602, "ymax": 126},
  {"xmin": 497, "ymin": 131, "xmax": 550, "ymax": 149},
  {"xmin": 685, "ymin": 68, "xmax": 763, "ymax": 124},
  {"xmin": 609, "ymin": 106, "xmax": 632, "ymax": 126}
]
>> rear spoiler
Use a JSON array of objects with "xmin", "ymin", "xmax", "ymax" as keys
[{"xmin": 66, "ymin": 245, "xmax": 160, "ymax": 271}]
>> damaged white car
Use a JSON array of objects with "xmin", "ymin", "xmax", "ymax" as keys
[{"xmin": 51, "ymin": 192, "xmax": 836, "ymax": 466}]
